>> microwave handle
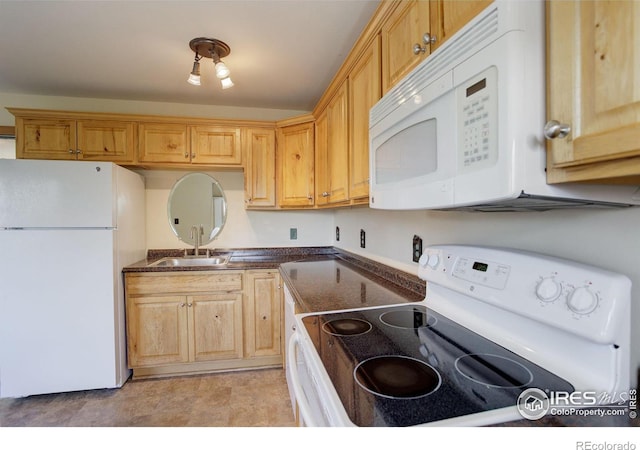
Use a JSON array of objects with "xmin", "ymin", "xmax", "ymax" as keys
[{"xmin": 287, "ymin": 333, "xmax": 319, "ymax": 427}]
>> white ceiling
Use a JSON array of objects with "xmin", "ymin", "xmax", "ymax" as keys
[{"xmin": 0, "ymin": 0, "xmax": 380, "ymax": 112}]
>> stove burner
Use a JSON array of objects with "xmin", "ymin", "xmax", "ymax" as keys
[
  {"xmin": 322, "ymin": 318, "xmax": 372, "ymax": 336},
  {"xmin": 379, "ymin": 307, "xmax": 437, "ymax": 329},
  {"xmin": 454, "ymin": 353, "xmax": 534, "ymax": 388},
  {"xmin": 354, "ymin": 355, "xmax": 441, "ymax": 399}
]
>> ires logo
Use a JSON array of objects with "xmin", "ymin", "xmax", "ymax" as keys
[{"xmin": 516, "ymin": 388, "xmax": 633, "ymax": 421}]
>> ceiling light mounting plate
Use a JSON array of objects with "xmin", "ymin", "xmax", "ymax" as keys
[{"xmin": 189, "ymin": 37, "xmax": 230, "ymax": 59}]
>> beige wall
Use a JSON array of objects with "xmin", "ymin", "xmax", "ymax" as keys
[{"xmin": 140, "ymin": 169, "xmax": 334, "ymax": 250}]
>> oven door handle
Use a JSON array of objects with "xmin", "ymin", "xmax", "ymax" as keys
[{"xmin": 287, "ymin": 333, "xmax": 319, "ymax": 427}]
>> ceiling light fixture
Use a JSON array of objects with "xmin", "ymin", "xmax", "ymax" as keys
[{"xmin": 188, "ymin": 37, "xmax": 234, "ymax": 90}]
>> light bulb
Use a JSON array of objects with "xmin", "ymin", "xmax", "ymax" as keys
[
  {"xmin": 220, "ymin": 77, "xmax": 234, "ymax": 89},
  {"xmin": 187, "ymin": 61, "xmax": 201, "ymax": 85},
  {"xmin": 187, "ymin": 73, "xmax": 201, "ymax": 85},
  {"xmin": 215, "ymin": 61, "xmax": 230, "ymax": 79}
]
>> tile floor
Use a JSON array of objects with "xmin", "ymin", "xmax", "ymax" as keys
[{"xmin": 0, "ymin": 368, "xmax": 296, "ymax": 427}]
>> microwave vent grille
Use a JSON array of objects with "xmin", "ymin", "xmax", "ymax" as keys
[
  {"xmin": 439, "ymin": 192, "xmax": 636, "ymax": 212},
  {"xmin": 371, "ymin": 5, "xmax": 499, "ymax": 126}
]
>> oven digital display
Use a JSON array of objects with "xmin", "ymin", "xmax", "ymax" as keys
[
  {"xmin": 472, "ymin": 261, "xmax": 489, "ymax": 272},
  {"xmin": 466, "ymin": 78, "xmax": 487, "ymax": 97}
]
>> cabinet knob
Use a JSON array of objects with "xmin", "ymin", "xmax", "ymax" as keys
[
  {"xmin": 184, "ymin": 152, "xmax": 189, "ymax": 158},
  {"xmin": 180, "ymin": 303, "xmax": 186, "ymax": 307},
  {"xmin": 413, "ymin": 33, "xmax": 437, "ymax": 54},
  {"xmin": 322, "ymin": 191, "xmax": 330, "ymax": 197},
  {"xmin": 544, "ymin": 120, "xmax": 571, "ymax": 140}
]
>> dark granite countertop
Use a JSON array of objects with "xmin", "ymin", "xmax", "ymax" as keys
[
  {"xmin": 279, "ymin": 257, "xmax": 424, "ymax": 313},
  {"xmin": 123, "ymin": 246, "xmax": 339, "ymax": 272}
]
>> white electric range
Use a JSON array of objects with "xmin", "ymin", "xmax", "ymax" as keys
[{"xmin": 287, "ymin": 245, "xmax": 631, "ymax": 426}]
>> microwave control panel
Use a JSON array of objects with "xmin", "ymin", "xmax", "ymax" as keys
[{"xmin": 457, "ymin": 66, "xmax": 498, "ymax": 172}]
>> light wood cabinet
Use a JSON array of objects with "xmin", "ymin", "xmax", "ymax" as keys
[
  {"xmin": 126, "ymin": 294, "xmax": 189, "ymax": 367},
  {"xmin": 244, "ymin": 270, "xmax": 282, "ymax": 358},
  {"xmin": 381, "ymin": 0, "xmax": 431, "ymax": 94},
  {"xmin": 244, "ymin": 127, "xmax": 276, "ymax": 208},
  {"xmin": 125, "ymin": 269, "xmax": 282, "ymax": 379},
  {"xmin": 431, "ymin": 1, "xmax": 493, "ymax": 51},
  {"xmin": 276, "ymin": 119, "xmax": 315, "ymax": 207},
  {"xmin": 125, "ymin": 271, "xmax": 246, "ymax": 378},
  {"xmin": 14, "ymin": 116, "xmax": 135, "ymax": 162},
  {"xmin": 138, "ymin": 123, "xmax": 242, "ymax": 166},
  {"xmin": 316, "ymin": 81, "xmax": 350, "ymax": 206},
  {"xmin": 348, "ymin": 35, "xmax": 381, "ymax": 201},
  {"xmin": 138, "ymin": 122, "xmax": 189, "ymax": 164},
  {"xmin": 546, "ymin": 0, "xmax": 640, "ymax": 184},
  {"xmin": 190, "ymin": 125, "xmax": 242, "ymax": 166}
]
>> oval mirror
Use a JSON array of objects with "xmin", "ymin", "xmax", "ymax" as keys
[{"xmin": 167, "ymin": 173, "xmax": 227, "ymax": 247}]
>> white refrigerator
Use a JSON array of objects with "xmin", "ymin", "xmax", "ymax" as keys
[{"xmin": 0, "ymin": 159, "xmax": 145, "ymax": 398}]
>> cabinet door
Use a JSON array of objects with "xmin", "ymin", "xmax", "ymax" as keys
[
  {"xmin": 349, "ymin": 36, "xmax": 381, "ymax": 200},
  {"xmin": 326, "ymin": 81, "xmax": 350, "ymax": 204},
  {"xmin": 432, "ymin": 1, "xmax": 493, "ymax": 50},
  {"xmin": 244, "ymin": 128, "xmax": 276, "ymax": 207},
  {"xmin": 276, "ymin": 121, "xmax": 315, "ymax": 207},
  {"xmin": 77, "ymin": 120, "xmax": 135, "ymax": 163},
  {"xmin": 381, "ymin": 0, "xmax": 431, "ymax": 93},
  {"xmin": 314, "ymin": 110, "xmax": 329, "ymax": 206},
  {"xmin": 244, "ymin": 271, "xmax": 282, "ymax": 358},
  {"xmin": 189, "ymin": 293, "xmax": 243, "ymax": 362},
  {"xmin": 127, "ymin": 295, "xmax": 189, "ymax": 367},
  {"xmin": 17, "ymin": 118, "xmax": 76, "ymax": 160},
  {"xmin": 138, "ymin": 122, "xmax": 189, "ymax": 163},
  {"xmin": 191, "ymin": 125, "xmax": 242, "ymax": 165},
  {"xmin": 547, "ymin": 1, "xmax": 640, "ymax": 183}
]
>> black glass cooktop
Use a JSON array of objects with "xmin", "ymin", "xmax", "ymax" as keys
[{"xmin": 301, "ymin": 305, "xmax": 574, "ymax": 427}]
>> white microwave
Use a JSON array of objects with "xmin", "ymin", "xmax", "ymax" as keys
[{"xmin": 369, "ymin": 0, "xmax": 640, "ymax": 211}]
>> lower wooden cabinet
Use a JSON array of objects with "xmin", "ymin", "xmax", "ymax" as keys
[
  {"xmin": 244, "ymin": 270, "xmax": 282, "ymax": 358},
  {"xmin": 124, "ymin": 269, "xmax": 282, "ymax": 379}
]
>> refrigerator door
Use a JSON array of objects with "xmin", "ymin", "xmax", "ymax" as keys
[
  {"xmin": 0, "ymin": 229, "xmax": 120, "ymax": 398},
  {"xmin": 0, "ymin": 159, "xmax": 116, "ymax": 228}
]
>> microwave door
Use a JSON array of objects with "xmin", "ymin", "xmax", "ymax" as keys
[{"xmin": 370, "ymin": 88, "xmax": 456, "ymax": 210}]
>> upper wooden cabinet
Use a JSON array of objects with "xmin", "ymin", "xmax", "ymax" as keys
[
  {"xmin": 316, "ymin": 81, "xmax": 350, "ymax": 206},
  {"xmin": 381, "ymin": 0, "xmax": 431, "ymax": 94},
  {"xmin": 244, "ymin": 127, "xmax": 276, "ymax": 208},
  {"xmin": 138, "ymin": 123, "xmax": 242, "ymax": 166},
  {"xmin": 546, "ymin": 1, "xmax": 640, "ymax": 184},
  {"xmin": 12, "ymin": 113, "xmax": 135, "ymax": 163},
  {"xmin": 349, "ymin": 35, "xmax": 381, "ymax": 201},
  {"xmin": 190, "ymin": 125, "xmax": 242, "ymax": 165},
  {"xmin": 276, "ymin": 119, "xmax": 315, "ymax": 207},
  {"xmin": 431, "ymin": 1, "xmax": 493, "ymax": 50},
  {"xmin": 380, "ymin": 1, "xmax": 492, "ymax": 94},
  {"xmin": 138, "ymin": 122, "xmax": 189, "ymax": 164}
]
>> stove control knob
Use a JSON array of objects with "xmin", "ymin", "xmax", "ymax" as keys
[
  {"xmin": 418, "ymin": 253, "xmax": 430, "ymax": 268},
  {"xmin": 566, "ymin": 286, "xmax": 598, "ymax": 315},
  {"xmin": 535, "ymin": 277, "xmax": 562, "ymax": 302},
  {"xmin": 427, "ymin": 254, "xmax": 439, "ymax": 268}
]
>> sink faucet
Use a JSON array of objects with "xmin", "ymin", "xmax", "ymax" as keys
[{"xmin": 190, "ymin": 225, "xmax": 200, "ymax": 256}]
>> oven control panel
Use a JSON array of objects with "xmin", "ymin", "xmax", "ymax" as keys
[
  {"xmin": 418, "ymin": 245, "xmax": 631, "ymax": 345},
  {"xmin": 450, "ymin": 256, "xmax": 510, "ymax": 290}
]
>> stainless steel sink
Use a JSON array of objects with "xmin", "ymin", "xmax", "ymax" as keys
[{"xmin": 148, "ymin": 255, "xmax": 229, "ymax": 267}]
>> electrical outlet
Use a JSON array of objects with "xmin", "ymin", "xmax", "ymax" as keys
[
  {"xmin": 360, "ymin": 229, "xmax": 366, "ymax": 248},
  {"xmin": 290, "ymin": 228, "xmax": 297, "ymax": 240},
  {"xmin": 412, "ymin": 235, "xmax": 423, "ymax": 263},
  {"xmin": 336, "ymin": 226, "xmax": 340, "ymax": 241}
]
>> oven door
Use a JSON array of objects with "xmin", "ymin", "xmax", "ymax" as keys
[{"xmin": 287, "ymin": 333, "xmax": 331, "ymax": 426}]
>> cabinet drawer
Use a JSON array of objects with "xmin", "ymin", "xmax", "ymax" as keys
[{"xmin": 126, "ymin": 271, "xmax": 243, "ymax": 295}]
